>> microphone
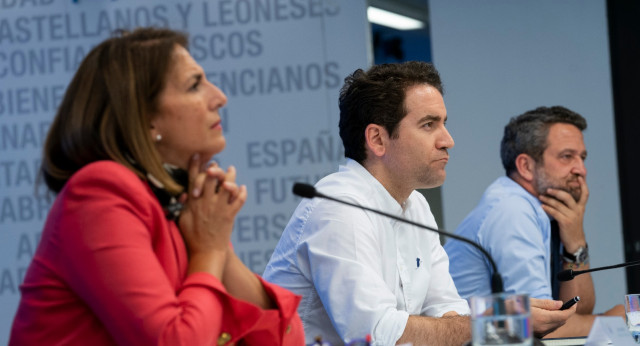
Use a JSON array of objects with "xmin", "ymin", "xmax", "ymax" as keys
[
  {"xmin": 557, "ymin": 259, "xmax": 640, "ymax": 281},
  {"xmin": 292, "ymin": 183, "xmax": 505, "ymax": 293}
]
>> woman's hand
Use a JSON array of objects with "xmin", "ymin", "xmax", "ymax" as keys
[
  {"xmin": 179, "ymin": 155, "xmax": 274, "ymax": 309},
  {"xmin": 178, "ymin": 154, "xmax": 247, "ymax": 278}
]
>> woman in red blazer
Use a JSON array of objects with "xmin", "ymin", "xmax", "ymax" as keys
[{"xmin": 10, "ymin": 27, "xmax": 303, "ymax": 346}]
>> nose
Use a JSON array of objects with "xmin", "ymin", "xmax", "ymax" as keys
[
  {"xmin": 572, "ymin": 157, "xmax": 587, "ymax": 177},
  {"xmin": 438, "ymin": 126, "xmax": 455, "ymax": 149},
  {"xmin": 208, "ymin": 81, "xmax": 227, "ymax": 109}
]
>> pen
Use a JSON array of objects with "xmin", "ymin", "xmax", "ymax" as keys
[{"xmin": 560, "ymin": 296, "xmax": 580, "ymax": 310}]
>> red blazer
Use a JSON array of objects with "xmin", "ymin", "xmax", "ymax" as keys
[{"xmin": 10, "ymin": 161, "xmax": 303, "ymax": 345}]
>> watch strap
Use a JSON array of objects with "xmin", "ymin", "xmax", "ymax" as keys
[{"xmin": 562, "ymin": 243, "xmax": 589, "ymax": 264}]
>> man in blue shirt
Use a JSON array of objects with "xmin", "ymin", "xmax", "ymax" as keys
[{"xmin": 445, "ymin": 106, "xmax": 624, "ymax": 337}]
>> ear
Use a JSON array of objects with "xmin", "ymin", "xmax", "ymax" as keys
[
  {"xmin": 149, "ymin": 123, "xmax": 159, "ymax": 142},
  {"xmin": 364, "ymin": 123, "xmax": 388, "ymax": 158},
  {"xmin": 514, "ymin": 153, "xmax": 536, "ymax": 182},
  {"xmin": 149, "ymin": 114, "xmax": 162, "ymax": 141}
]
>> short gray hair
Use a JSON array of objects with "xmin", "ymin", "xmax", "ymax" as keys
[{"xmin": 500, "ymin": 106, "xmax": 587, "ymax": 176}]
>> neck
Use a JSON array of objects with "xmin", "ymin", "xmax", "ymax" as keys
[
  {"xmin": 362, "ymin": 159, "xmax": 412, "ymax": 205},
  {"xmin": 508, "ymin": 173, "xmax": 538, "ymax": 198}
]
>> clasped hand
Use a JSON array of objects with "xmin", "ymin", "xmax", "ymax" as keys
[{"xmin": 178, "ymin": 154, "xmax": 247, "ymax": 257}]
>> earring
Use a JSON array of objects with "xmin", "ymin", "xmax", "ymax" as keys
[{"xmin": 155, "ymin": 134, "xmax": 162, "ymax": 142}]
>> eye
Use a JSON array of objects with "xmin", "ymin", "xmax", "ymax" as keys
[
  {"xmin": 423, "ymin": 122, "xmax": 434, "ymax": 129},
  {"xmin": 559, "ymin": 153, "xmax": 580, "ymax": 163},
  {"xmin": 189, "ymin": 75, "xmax": 203, "ymax": 92}
]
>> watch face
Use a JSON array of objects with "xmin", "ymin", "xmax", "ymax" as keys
[
  {"xmin": 577, "ymin": 247, "xmax": 589, "ymax": 263},
  {"xmin": 563, "ymin": 245, "xmax": 589, "ymax": 263}
]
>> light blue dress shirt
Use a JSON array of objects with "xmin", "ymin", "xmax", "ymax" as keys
[{"xmin": 444, "ymin": 176, "xmax": 553, "ymax": 300}]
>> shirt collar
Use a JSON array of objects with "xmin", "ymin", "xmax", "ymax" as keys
[
  {"xmin": 343, "ymin": 159, "xmax": 405, "ymax": 216},
  {"xmin": 497, "ymin": 176, "xmax": 550, "ymax": 221}
]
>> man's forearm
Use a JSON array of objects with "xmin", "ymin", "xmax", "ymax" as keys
[
  {"xmin": 543, "ymin": 313, "xmax": 594, "ymax": 338},
  {"xmin": 558, "ymin": 263, "xmax": 595, "ymax": 314},
  {"xmin": 397, "ymin": 315, "xmax": 470, "ymax": 345}
]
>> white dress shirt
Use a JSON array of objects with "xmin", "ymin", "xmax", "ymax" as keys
[{"xmin": 264, "ymin": 159, "xmax": 469, "ymax": 346}]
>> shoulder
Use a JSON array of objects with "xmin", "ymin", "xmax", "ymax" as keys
[
  {"xmin": 62, "ymin": 161, "xmax": 157, "ymax": 213},
  {"xmin": 49, "ymin": 161, "xmax": 166, "ymax": 245},
  {"xmin": 315, "ymin": 167, "xmax": 376, "ymax": 204},
  {"xmin": 477, "ymin": 187, "xmax": 548, "ymax": 243},
  {"xmin": 483, "ymin": 177, "xmax": 542, "ymax": 218},
  {"xmin": 66, "ymin": 161, "xmax": 148, "ymax": 195},
  {"xmin": 455, "ymin": 178, "xmax": 546, "ymax": 241},
  {"xmin": 287, "ymin": 167, "xmax": 381, "ymax": 238},
  {"xmin": 69, "ymin": 160, "xmax": 141, "ymax": 183}
]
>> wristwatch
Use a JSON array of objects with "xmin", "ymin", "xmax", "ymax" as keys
[{"xmin": 562, "ymin": 244, "xmax": 589, "ymax": 264}]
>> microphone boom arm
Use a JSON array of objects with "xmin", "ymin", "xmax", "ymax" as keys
[
  {"xmin": 558, "ymin": 259, "xmax": 640, "ymax": 281},
  {"xmin": 305, "ymin": 187, "xmax": 504, "ymax": 293}
]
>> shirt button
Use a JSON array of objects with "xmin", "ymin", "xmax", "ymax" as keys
[
  {"xmin": 217, "ymin": 332, "xmax": 232, "ymax": 345},
  {"xmin": 286, "ymin": 324, "xmax": 292, "ymax": 334}
]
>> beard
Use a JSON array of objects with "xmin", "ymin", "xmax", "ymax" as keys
[{"xmin": 533, "ymin": 167, "xmax": 581, "ymax": 202}]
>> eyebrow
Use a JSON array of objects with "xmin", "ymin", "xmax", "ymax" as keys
[
  {"xmin": 559, "ymin": 148, "xmax": 588, "ymax": 157},
  {"xmin": 417, "ymin": 115, "xmax": 445, "ymax": 124}
]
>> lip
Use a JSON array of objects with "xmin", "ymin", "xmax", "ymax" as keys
[{"xmin": 210, "ymin": 120, "xmax": 222, "ymax": 130}]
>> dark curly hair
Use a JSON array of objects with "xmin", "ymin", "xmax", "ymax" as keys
[{"xmin": 338, "ymin": 61, "xmax": 443, "ymax": 163}]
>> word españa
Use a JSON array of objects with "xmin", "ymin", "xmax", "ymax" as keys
[{"xmin": 247, "ymin": 134, "xmax": 343, "ymax": 168}]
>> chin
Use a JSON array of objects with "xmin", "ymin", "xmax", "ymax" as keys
[
  {"xmin": 207, "ymin": 139, "xmax": 226, "ymax": 156},
  {"xmin": 568, "ymin": 188, "xmax": 581, "ymax": 202},
  {"xmin": 419, "ymin": 175, "xmax": 446, "ymax": 189}
]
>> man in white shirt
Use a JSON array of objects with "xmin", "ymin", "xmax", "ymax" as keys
[{"xmin": 264, "ymin": 62, "xmax": 572, "ymax": 345}]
